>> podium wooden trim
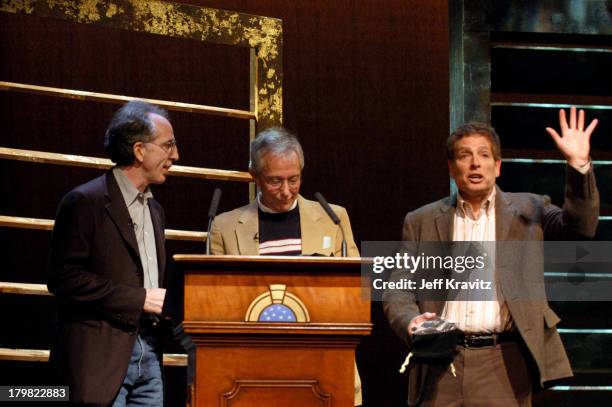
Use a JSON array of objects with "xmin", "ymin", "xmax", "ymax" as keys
[{"xmin": 176, "ymin": 255, "xmax": 371, "ymax": 407}]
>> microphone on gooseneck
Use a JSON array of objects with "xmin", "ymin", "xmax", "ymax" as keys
[
  {"xmin": 314, "ymin": 192, "xmax": 347, "ymax": 257},
  {"xmin": 205, "ymin": 188, "xmax": 222, "ymax": 255}
]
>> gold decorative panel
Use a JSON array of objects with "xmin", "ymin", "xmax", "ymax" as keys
[{"xmin": 0, "ymin": 0, "xmax": 283, "ymax": 129}]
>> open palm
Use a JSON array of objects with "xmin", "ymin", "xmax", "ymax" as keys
[{"xmin": 546, "ymin": 106, "xmax": 598, "ymax": 168}]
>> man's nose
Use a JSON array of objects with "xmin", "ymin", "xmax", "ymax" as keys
[
  {"xmin": 470, "ymin": 155, "xmax": 480, "ymax": 168},
  {"xmin": 170, "ymin": 145, "xmax": 179, "ymax": 162},
  {"xmin": 280, "ymin": 181, "xmax": 291, "ymax": 196}
]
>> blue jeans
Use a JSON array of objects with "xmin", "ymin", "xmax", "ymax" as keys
[{"xmin": 112, "ymin": 332, "xmax": 163, "ymax": 407}]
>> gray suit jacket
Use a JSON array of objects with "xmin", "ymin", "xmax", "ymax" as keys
[{"xmin": 384, "ymin": 166, "xmax": 599, "ymax": 400}]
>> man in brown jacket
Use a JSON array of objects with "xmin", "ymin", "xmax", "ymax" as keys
[
  {"xmin": 384, "ymin": 107, "xmax": 600, "ymax": 406},
  {"xmin": 48, "ymin": 101, "xmax": 179, "ymax": 405}
]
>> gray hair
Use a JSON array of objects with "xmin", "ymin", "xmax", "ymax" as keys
[
  {"xmin": 104, "ymin": 100, "xmax": 169, "ymax": 166},
  {"xmin": 249, "ymin": 127, "xmax": 304, "ymax": 174}
]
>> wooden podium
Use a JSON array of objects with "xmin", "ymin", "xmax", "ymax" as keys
[{"xmin": 174, "ymin": 255, "xmax": 371, "ymax": 407}]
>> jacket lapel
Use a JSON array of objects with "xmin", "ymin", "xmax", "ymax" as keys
[
  {"xmin": 236, "ymin": 201, "xmax": 259, "ymax": 255},
  {"xmin": 299, "ymin": 196, "xmax": 332, "ymax": 256},
  {"xmin": 149, "ymin": 199, "xmax": 166, "ymax": 286},
  {"xmin": 434, "ymin": 195, "xmax": 455, "ymax": 241},
  {"xmin": 103, "ymin": 172, "xmax": 141, "ymax": 263},
  {"xmin": 429, "ymin": 196, "xmax": 455, "ymax": 313},
  {"xmin": 495, "ymin": 187, "xmax": 519, "ymax": 296},
  {"xmin": 495, "ymin": 187, "xmax": 516, "ymax": 242}
]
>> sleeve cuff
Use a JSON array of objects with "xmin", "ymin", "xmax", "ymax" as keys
[{"xmin": 569, "ymin": 159, "xmax": 591, "ymax": 175}]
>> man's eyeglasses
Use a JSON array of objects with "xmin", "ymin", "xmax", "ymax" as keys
[
  {"xmin": 146, "ymin": 139, "xmax": 178, "ymax": 154},
  {"xmin": 264, "ymin": 175, "xmax": 301, "ymax": 189}
]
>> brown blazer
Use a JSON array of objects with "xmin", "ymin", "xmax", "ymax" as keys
[
  {"xmin": 47, "ymin": 171, "xmax": 169, "ymax": 405},
  {"xmin": 383, "ymin": 166, "xmax": 599, "ymax": 402},
  {"xmin": 209, "ymin": 195, "xmax": 360, "ymax": 257}
]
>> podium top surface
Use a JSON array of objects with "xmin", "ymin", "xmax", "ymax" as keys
[
  {"xmin": 173, "ymin": 254, "xmax": 372, "ymax": 271},
  {"xmin": 174, "ymin": 254, "xmax": 365, "ymax": 266}
]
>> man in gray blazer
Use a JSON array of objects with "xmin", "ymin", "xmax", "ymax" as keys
[{"xmin": 384, "ymin": 107, "xmax": 600, "ymax": 406}]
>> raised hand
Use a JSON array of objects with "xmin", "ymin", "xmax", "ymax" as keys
[{"xmin": 546, "ymin": 106, "xmax": 598, "ymax": 168}]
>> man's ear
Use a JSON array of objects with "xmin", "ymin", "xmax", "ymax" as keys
[
  {"xmin": 133, "ymin": 142, "xmax": 145, "ymax": 163},
  {"xmin": 495, "ymin": 159, "xmax": 501, "ymax": 178},
  {"xmin": 249, "ymin": 169, "xmax": 259, "ymax": 186}
]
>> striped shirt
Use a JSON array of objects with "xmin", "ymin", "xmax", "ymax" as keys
[
  {"xmin": 441, "ymin": 189, "xmax": 512, "ymax": 333},
  {"xmin": 257, "ymin": 197, "xmax": 302, "ymax": 256}
]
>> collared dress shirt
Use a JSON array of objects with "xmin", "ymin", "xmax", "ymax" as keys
[
  {"xmin": 441, "ymin": 188, "xmax": 512, "ymax": 333},
  {"xmin": 113, "ymin": 167, "xmax": 159, "ymax": 289}
]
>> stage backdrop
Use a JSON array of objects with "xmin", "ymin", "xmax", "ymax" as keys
[{"xmin": 0, "ymin": 1, "xmax": 450, "ymax": 406}]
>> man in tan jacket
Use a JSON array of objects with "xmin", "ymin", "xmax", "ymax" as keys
[
  {"xmin": 210, "ymin": 127, "xmax": 359, "ymax": 258},
  {"xmin": 209, "ymin": 126, "xmax": 362, "ymax": 405}
]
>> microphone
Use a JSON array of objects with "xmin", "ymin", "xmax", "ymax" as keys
[
  {"xmin": 205, "ymin": 188, "xmax": 222, "ymax": 255},
  {"xmin": 314, "ymin": 192, "xmax": 347, "ymax": 257}
]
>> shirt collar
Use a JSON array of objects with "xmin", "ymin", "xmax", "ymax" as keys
[
  {"xmin": 456, "ymin": 188, "xmax": 496, "ymax": 220},
  {"xmin": 112, "ymin": 167, "xmax": 153, "ymax": 207},
  {"xmin": 256, "ymin": 193, "xmax": 298, "ymax": 213}
]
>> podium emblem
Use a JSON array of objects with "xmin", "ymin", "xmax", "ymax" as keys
[{"xmin": 245, "ymin": 284, "xmax": 310, "ymax": 322}]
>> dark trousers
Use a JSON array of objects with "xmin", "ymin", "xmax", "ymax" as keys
[{"xmin": 419, "ymin": 342, "xmax": 532, "ymax": 407}]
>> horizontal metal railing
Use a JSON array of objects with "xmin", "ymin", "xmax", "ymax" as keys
[
  {"xmin": 0, "ymin": 348, "xmax": 187, "ymax": 366},
  {"xmin": 0, "ymin": 147, "xmax": 252, "ymax": 182},
  {"xmin": 0, "ymin": 282, "xmax": 50, "ymax": 296},
  {"xmin": 0, "ymin": 81, "xmax": 256, "ymax": 120},
  {"xmin": 0, "ymin": 215, "xmax": 207, "ymax": 242}
]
